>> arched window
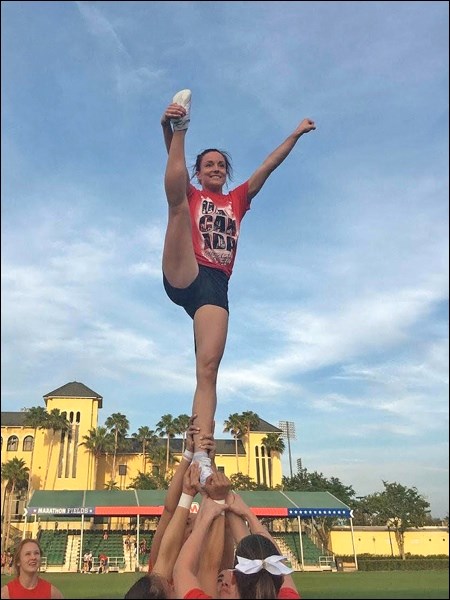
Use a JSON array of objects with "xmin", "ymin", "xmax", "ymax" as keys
[
  {"xmin": 7, "ymin": 436, "xmax": 19, "ymax": 451},
  {"xmin": 23, "ymin": 436, "xmax": 34, "ymax": 451}
]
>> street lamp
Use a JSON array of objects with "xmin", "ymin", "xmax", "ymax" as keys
[{"xmin": 278, "ymin": 420, "xmax": 296, "ymax": 478}]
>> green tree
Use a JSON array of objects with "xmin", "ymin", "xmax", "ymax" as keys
[
  {"xmin": 283, "ymin": 470, "xmax": 355, "ymax": 505},
  {"xmin": 261, "ymin": 432, "xmax": 285, "ymax": 488},
  {"xmin": 283, "ymin": 468, "xmax": 356, "ymax": 550},
  {"xmin": 22, "ymin": 406, "xmax": 48, "ymax": 499},
  {"xmin": 132, "ymin": 427, "xmax": 157, "ymax": 474},
  {"xmin": 42, "ymin": 409, "xmax": 71, "ymax": 489},
  {"xmin": 238, "ymin": 411, "xmax": 260, "ymax": 476},
  {"xmin": 229, "ymin": 473, "xmax": 259, "ymax": 491},
  {"xmin": 173, "ymin": 414, "xmax": 191, "ymax": 452},
  {"xmin": 223, "ymin": 413, "xmax": 243, "ymax": 473},
  {"xmin": 1, "ymin": 457, "xmax": 29, "ymax": 552},
  {"xmin": 104, "ymin": 479, "xmax": 120, "ymax": 490},
  {"xmin": 105, "ymin": 413, "xmax": 130, "ymax": 482},
  {"xmin": 80, "ymin": 426, "xmax": 115, "ymax": 488},
  {"xmin": 361, "ymin": 481, "xmax": 431, "ymax": 559},
  {"xmin": 146, "ymin": 442, "xmax": 165, "ymax": 478},
  {"xmin": 127, "ymin": 471, "xmax": 160, "ymax": 490},
  {"xmin": 155, "ymin": 414, "xmax": 178, "ymax": 476}
]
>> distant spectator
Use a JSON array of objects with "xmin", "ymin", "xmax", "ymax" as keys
[
  {"xmin": 103, "ymin": 531, "xmax": 109, "ymax": 541},
  {"xmin": 125, "ymin": 534, "xmax": 131, "ymax": 551},
  {"xmin": 98, "ymin": 553, "xmax": 108, "ymax": 575},
  {"xmin": 87, "ymin": 551, "xmax": 93, "ymax": 573},
  {"xmin": 82, "ymin": 551, "xmax": 92, "ymax": 574}
]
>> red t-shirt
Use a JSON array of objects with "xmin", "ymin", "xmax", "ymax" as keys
[
  {"xmin": 183, "ymin": 589, "xmax": 212, "ymax": 599},
  {"xmin": 7, "ymin": 577, "xmax": 52, "ymax": 599},
  {"xmin": 188, "ymin": 182, "xmax": 250, "ymax": 278},
  {"xmin": 279, "ymin": 587, "xmax": 301, "ymax": 599},
  {"xmin": 183, "ymin": 586, "xmax": 301, "ymax": 599}
]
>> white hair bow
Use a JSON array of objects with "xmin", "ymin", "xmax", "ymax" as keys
[{"xmin": 235, "ymin": 555, "xmax": 293, "ymax": 575}]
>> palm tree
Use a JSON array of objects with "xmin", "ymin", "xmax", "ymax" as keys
[
  {"xmin": 173, "ymin": 414, "xmax": 191, "ymax": 452},
  {"xmin": 261, "ymin": 432, "xmax": 285, "ymax": 488},
  {"xmin": 223, "ymin": 413, "xmax": 243, "ymax": 473},
  {"xmin": 42, "ymin": 409, "xmax": 71, "ymax": 489},
  {"xmin": 155, "ymin": 414, "xmax": 178, "ymax": 476},
  {"xmin": 80, "ymin": 427, "xmax": 115, "ymax": 489},
  {"xmin": 22, "ymin": 406, "xmax": 48, "ymax": 500},
  {"xmin": 146, "ymin": 443, "xmax": 167, "ymax": 484},
  {"xmin": 239, "ymin": 411, "xmax": 260, "ymax": 476},
  {"xmin": 105, "ymin": 413, "xmax": 130, "ymax": 482},
  {"xmin": 1, "ymin": 458, "xmax": 29, "ymax": 552},
  {"xmin": 104, "ymin": 479, "xmax": 120, "ymax": 490},
  {"xmin": 132, "ymin": 427, "xmax": 157, "ymax": 473}
]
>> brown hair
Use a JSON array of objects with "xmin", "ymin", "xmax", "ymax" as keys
[
  {"xmin": 12, "ymin": 538, "xmax": 43, "ymax": 578},
  {"xmin": 191, "ymin": 148, "xmax": 233, "ymax": 182},
  {"xmin": 123, "ymin": 574, "xmax": 169, "ymax": 599},
  {"xmin": 233, "ymin": 534, "xmax": 283, "ymax": 599}
]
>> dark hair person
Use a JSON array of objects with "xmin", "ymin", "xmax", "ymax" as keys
[
  {"xmin": 232, "ymin": 534, "xmax": 294, "ymax": 599},
  {"xmin": 160, "ymin": 89, "xmax": 316, "ymax": 486},
  {"xmin": 124, "ymin": 574, "xmax": 170, "ymax": 599}
]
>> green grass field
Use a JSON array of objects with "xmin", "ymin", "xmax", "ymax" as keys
[{"xmin": 1, "ymin": 570, "xmax": 449, "ymax": 599}]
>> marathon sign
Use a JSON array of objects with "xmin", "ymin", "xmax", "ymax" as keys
[{"xmin": 27, "ymin": 507, "xmax": 95, "ymax": 516}]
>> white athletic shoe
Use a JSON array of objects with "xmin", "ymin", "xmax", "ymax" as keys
[
  {"xmin": 195, "ymin": 454, "xmax": 213, "ymax": 486},
  {"xmin": 172, "ymin": 89, "xmax": 191, "ymax": 131}
]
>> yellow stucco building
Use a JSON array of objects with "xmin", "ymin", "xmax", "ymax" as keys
[{"xmin": 1, "ymin": 381, "xmax": 283, "ymax": 515}]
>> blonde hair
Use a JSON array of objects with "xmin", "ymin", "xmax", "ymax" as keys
[{"xmin": 12, "ymin": 538, "xmax": 42, "ymax": 578}]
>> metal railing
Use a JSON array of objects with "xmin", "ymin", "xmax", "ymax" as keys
[
  {"xmin": 319, "ymin": 555, "xmax": 335, "ymax": 570},
  {"xmin": 83, "ymin": 556, "xmax": 125, "ymax": 573}
]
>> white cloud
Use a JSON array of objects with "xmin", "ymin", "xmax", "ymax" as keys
[{"xmin": 2, "ymin": 0, "xmax": 448, "ymax": 517}]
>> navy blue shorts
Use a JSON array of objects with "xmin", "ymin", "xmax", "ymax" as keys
[{"xmin": 163, "ymin": 264, "xmax": 229, "ymax": 319}]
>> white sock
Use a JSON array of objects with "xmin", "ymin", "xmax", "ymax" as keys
[{"xmin": 193, "ymin": 450, "xmax": 209, "ymax": 462}]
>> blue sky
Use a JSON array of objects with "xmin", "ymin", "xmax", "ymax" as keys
[{"xmin": 1, "ymin": 1, "xmax": 448, "ymax": 518}]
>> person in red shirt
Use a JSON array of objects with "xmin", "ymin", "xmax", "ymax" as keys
[
  {"xmin": 98, "ymin": 553, "xmax": 108, "ymax": 574},
  {"xmin": 0, "ymin": 539, "xmax": 64, "ymax": 599},
  {"xmin": 147, "ymin": 417, "xmax": 215, "ymax": 574},
  {"xmin": 123, "ymin": 464, "xmax": 230, "ymax": 599},
  {"xmin": 174, "ymin": 490, "xmax": 301, "ymax": 599},
  {"xmin": 161, "ymin": 89, "xmax": 316, "ymax": 485}
]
